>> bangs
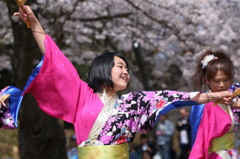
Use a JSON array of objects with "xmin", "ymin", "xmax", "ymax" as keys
[{"xmin": 205, "ymin": 61, "xmax": 234, "ymax": 81}]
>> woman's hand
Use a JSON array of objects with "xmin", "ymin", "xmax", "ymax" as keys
[
  {"xmin": 0, "ymin": 97, "xmax": 6, "ymax": 108},
  {"xmin": 208, "ymin": 91, "xmax": 233, "ymax": 103},
  {"xmin": 193, "ymin": 91, "xmax": 233, "ymax": 104},
  {"xmin": 213, "ymin": 89, "xmax": 240, "ymax": 106},
  {"xmin": 13, "ymin": 5, "xmax": 37, "ymax": 25},
  {"xmin": 0, "ymin": 94, "xmax": 9, "ymax": 108},
  {"xmin": 13, "ymin": 5, "xmax": 46, "ymax": 54}
]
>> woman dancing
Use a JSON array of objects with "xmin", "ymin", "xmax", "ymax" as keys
[
  {"xmin": 189, "ymin": 50, "xmax": 240, "ymax": 158},
  {"xmin": 14, "ymin": 6, "xmax": 233, "ymax": 158}
]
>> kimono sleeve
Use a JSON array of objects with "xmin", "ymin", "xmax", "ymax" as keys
[
  {"xmin": 121, "ymin": 90, "xmax": 199, "ymax": 132},
  {"xmin": 188, "ymin": 103, "xmax": 231, "ymax": 159},
  {"xmin": 23, "ymin": 35, "xmax": 92, "ymax": 123},
  {"xmin": 190, "ymin": 103, "xmax": 205, "ymax": 146},
  {"xmin": 0, "ymin": 86, "xmax": 22, "ymax": 128}
]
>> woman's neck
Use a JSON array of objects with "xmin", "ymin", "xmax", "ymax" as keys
[
  {"xmin": 105, "ymin": 91, "xmax": 117, "ymax": 97},
  {"xmin": 96, "ymin": 90, "xmax": 118, "ymax": 105}
]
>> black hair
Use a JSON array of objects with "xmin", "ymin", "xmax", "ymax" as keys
[{"xmin": 87, "ymin": 51, "xmax": 129, "ymax": 93}]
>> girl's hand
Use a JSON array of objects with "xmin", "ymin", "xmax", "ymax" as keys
[
  {"xmin": 213, "ymin": 89, "xmax": 240, "ymax": 105},
  {"xmin": 13, "ymin": 5, "xmax": 46, "ymax": 54},
  {"xmin": 222, "ymin": 96, "xmax": 234, "ymax": 105},
  {"xmin": 0, "ymin": 94, "xmax": 9, "ymax": 108},
  {"xmin": 13, "ymin": 5, "xmax": 37, "ymax": 24},
  {"xmin": 192, "ymin": 91, "xmax": 232, "ymax": 104},
  {"xmin": 210, "ymin": 91, "xmax": 232, "ymax": 102}
]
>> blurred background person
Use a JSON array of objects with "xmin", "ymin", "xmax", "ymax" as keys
[
  {"xmin": 135, "ymin": 133, "xmax": 156, "ymax": 159},
  {"xmin": 156, "ymin": 114, "xmax": 174, "ymax": 159},
  {"xmin": 176, "ymin": 108, "xmax": 191, "ymax": 159}
]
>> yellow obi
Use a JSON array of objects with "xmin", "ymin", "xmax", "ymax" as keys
[
  {"xmin": 209, "ymin": 132, "xmax": 234, "ymax": 152},
  {"xmin": 78, "ymin": 143, "xmax": 129, "ymax": 159}
]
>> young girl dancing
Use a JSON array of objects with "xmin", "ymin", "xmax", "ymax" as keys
[{"xmin": 14, "ymin": 6, "xmax": 233, "ymax": 158}]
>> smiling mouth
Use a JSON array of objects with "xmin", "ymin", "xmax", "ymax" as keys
[{"xmin": 121, "ymin": 76, "xmax": 128, "ymax": 82}]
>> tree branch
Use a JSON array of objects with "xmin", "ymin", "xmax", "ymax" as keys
[
  {"xmin": 71, "ymin": 12, "xmax": 133, "ymax": 22},
  {"xmin": 124, "ymin": 0, "xmax": 178, "ymax": 32}
]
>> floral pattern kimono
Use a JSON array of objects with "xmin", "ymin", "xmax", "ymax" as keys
[{"xmin": 22, "ymin": 35, "xmax": 200, "ymax": 153}]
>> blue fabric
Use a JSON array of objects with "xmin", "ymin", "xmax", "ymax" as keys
[
  {"xmin": 231, "ymin": 83, "xmax": 240, "ymax": 92},
  {"xmin": 22, "ymin": 57, "xmax": 44, "ymax": 92},
  {"xmin": 1, "ymin": 86, "xmax": 22, "ymax": 127},
  {"xmin": 155, "ymin": 100, "xmax": 202, "ymax": 147},
  {"xmin": 67, "ymin": 147, "xmax": 78, "ymax": 159},
  {"xmin": 156, "ymin": 101, "xmax": 198, "ymax": 123},
  {"xmin": 190, "ymin": 104, "xmax": 204, "ymax": 147},
  {"xmin": 1, "ymin": 57, "xmax": 44, "ymax": 128}
]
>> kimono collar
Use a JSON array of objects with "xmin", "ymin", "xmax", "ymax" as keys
[{"xmin": 97, "ymin": 91, "xmax": 118, "ymax": 108}]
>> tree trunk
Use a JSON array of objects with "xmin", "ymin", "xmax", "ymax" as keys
[
  {"xmin": 6, "ymin": 1, "xmax": 67, "ymax": 158},
  {"xmin": 132, "ymin": 41, "xmax": 151, "ymax": 90},
  {"xmin": 18, "ymin": 95, "xmax": 67, "ymax": 159}
]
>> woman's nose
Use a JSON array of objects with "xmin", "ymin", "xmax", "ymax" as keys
[
  {"xmin": 123, "ymin": 68, "xmax": 128, "ymax": 74},
  {"xmin": 219, "ymin": 81, "xmax": 225, "ymax": 88}
]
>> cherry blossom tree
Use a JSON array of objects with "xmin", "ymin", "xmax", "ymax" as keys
[{"xmin": 0, "ymin": 0, "xmax": 240, "ymax": 158}]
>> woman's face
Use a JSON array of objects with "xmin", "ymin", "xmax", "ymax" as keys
[
  {"xmin": 206, "ymin": 70, "xmax": 232, "ymax": 92},
  {"xmin": 111, "ymin": 56, "xmax": 130, "ymax": 93}
]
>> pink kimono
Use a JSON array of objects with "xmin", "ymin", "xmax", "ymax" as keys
[{"xmin": 189, "ymin": 102, "xmax": 240, "ymax": 159}]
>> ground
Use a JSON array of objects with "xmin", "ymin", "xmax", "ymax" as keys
[
  {"xmin": 0, "ymin": 129, "xmax": 18, "ymax": 159},
  {"xmin": 0, "ymin": 128, "xmax": 76, "ymax": 159}
]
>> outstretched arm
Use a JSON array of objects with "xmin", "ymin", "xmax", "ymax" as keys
[
  {"xmin": 116, "ymin": 90, "xmax": 232, "ymax": 134},
  {"xmin": 191, "ymin": 91, "xmax": 232, "ymax": 104},
  {"xmin": 13, "ymin": 5, "xmax": 46, "ymax": 54}
]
